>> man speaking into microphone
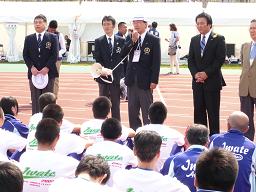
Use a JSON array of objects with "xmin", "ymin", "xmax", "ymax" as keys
[{"xmin": 123, "ymin": 17, "xmax": 161, "ymax": 130}]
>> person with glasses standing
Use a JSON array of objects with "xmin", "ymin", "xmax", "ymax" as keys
[
  {"xmin": 23, "ymin": 14, "xmax": 59, "ymax": 115},
  {"xmin": 122, "ymin": 17, "xmax": 161, "ymax": 131},
  {"xmin": 94, "ymin": 16, "xmax": 125, "ymax": 121}
]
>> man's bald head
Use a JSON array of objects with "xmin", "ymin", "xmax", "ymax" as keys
[{"xmin": 227, "ymin": 111, "xmax": 249, "ymax": 133}]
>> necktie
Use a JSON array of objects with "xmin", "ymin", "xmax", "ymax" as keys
[
  {"xmin": 38, "ymin": 33, "xmax": 42, "ymax": 48},
  {"xmin": 200, "ymin": 35, "xmax": 206, "ymax": 55},
  {"xmin": 108, "ymin": 37, "xmax": 112, "ymax": 55},
  {"xmin": 250, "ymin": 43, "xmax": 256, "ymax": 59},
  {"xmin": 137, "ymin": 36, "xmax": 141, "ymax": 50}
]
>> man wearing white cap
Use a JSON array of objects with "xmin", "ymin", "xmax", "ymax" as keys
[
  {"xmin": 122, "ymin": 16, "xmax": 161, "ymax": 130},
  {"xmin": 23, "ymin": 14, "xmax": 59, "ymax": 114}
]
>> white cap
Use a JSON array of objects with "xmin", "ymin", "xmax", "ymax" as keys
[
  {"xmin": 31, "ymin": 74, "xmax": 49, "ymax": 89},
  {"xmin": 132, "ymin": 16, "xmax": 148, "ymax": 23}
]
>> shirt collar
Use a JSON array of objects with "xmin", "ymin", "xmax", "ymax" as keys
[
  {"xmin": 228, "ymin": 129, "xmax": 244, "ymax": 135},
  {"xmin": 187, "ymin": 145, "xmax": 208, "ymax": 151},
  {"xmin": 198, "ymin": 189, "xmax": 224, "ymax": 192},
  {"xmin": 201, "ymin": 30, "xmax": 212, "ymax": 42},
  {"xmin": 139, "ymin": 30, "xmax": 147, "ymax": 44},
  {"xmin": 106, "ymin": 34, "xmax": 114, "ymax": 40},
  {"xmin": 36, "ymin": 31, "xmax": 46, "ymax": 39}
]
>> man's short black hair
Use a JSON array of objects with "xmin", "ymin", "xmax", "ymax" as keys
[
  {"xmin": 0, "ymin": 162, "xmax": 23, "ymax": 192},
  {"xmin": 186, "ymin": 124, "xmax": 209, "ymax": 146},
  {"xmin": 101, "ymin": 118, "xmax": 122, "ymax": 140},
  {"xmin": 196, "ymin": 12, "xmax": 213, "ymax": 27},
  {"xmin": 92, "ymin": 96, "xmax": 111, "ymax": 119},
  {"xmin": 0, "ymin": 96, "xmax": 19, "ymax": 116},
  {"xmin": 251, "ymin": 19, "xmax": 256, "ymax": 23},
  {"xmin": 76, "ymin": 155, "xmax": 110, "ymax": 184},
  {"xmin": 35, "ymin": 118, "xmax": 60, "ymax": 145},
  {"xmin": 39, "ymin": 92, "xmax": 56, "ymax": 112},
  {"xmin": 196, "ymin": 148, "xmax": 238, "ymax": 192},
  {"xmin": 42, "ymin": 104, "xmax": 64, "ymax": 123},
  {"xmin": 134, "ymin": 130, "xmax": 162, "ymax": 162},
  {"xmin": 49, "ymin": 20, "xmax": 58, "ymax": 29},
  {"xmin": 102, "ymin": 15, "xmax": 116, "ymax": 26},
  {"xmin": 149, "ymin": 102, "xmax": 167, "ymax": 124},
  {"xmin": 152, "ymin": 21, "xmax": 158, "ymax": 28},
  {"xmin": 34, "ymin": 14, "xmax": 47, "ymax": 23},
  {"xmin": 118, "ymin": 22, "xmax": 126, "ymax": 28}
]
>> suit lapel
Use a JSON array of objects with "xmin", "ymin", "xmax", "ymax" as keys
[
  {"xmin": 33, "ymin": 33, "xmax": 39, "ymax": 54},
  {"xmin": 195, "ymin": 35, "xmax": 201, "ymax": 59},
  {"xmin": 103, "ymin": 36, "xmax": 111, "ymax": 56},
  {"xmin": 203, "ymin": 32, "xmax": 214, "ymax": 54},
  {"xmin": 140, "ymin": 32, "xmax": 150, "ymax": 56}
]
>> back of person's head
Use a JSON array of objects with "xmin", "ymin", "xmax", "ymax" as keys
[
  {"xmin": 149, "ymin": 101, "xmax": 167, "ymax": 124},
  {"xmin": 195, "ymin": 12, "xmax": 213, "ymax": 28},
  {"xmin": 42, "ymin": 104, "xmax": 64, "ymax": 124},
  {"xmin": 134, "ymin": 130, "xmax": 162, "ymax": 162},
  {"xmin": 35, "ymin": 118, "xmax": 60, "ymax": 145},
  {"xmin": 186, "ymin": 124, "xmax": 209, "ymax": 146},
  {"xmin": 101, "ymin": 118, "xmax": 121, "ymax": 140},
  {"xmin": 0, "ymin": 161, "xmax": 23, "ymax": 192},
  {"xmin": 39, "ymin": 92, "xmax": 56, "ymax": 112},
  {"xmin": 101, "ymin": 15, "xmax": 116, "ymax": 26},
  {"xmin": 0, "ymin": 96, "xmax": 19, "ymax": 116},
  {"xmin": 195, "ymin": 148, "xmax": 238, "ymax": 192},
  {"xmin": 169, "ymin": 23, "xmax": 177, "ymax": 31},
  {"xmin": 227, "ymin": 111, "xmax": 249, "ymax": 133},
  {"xmin": 92, "ymin": 96, "xmax": 111, "ymax": 119},
  {"xmin": 152, "ymin": 21, "xmax": 158, "ymax": 28},
  {"xmin": 48, "ymin": 20, "xmax": 58, "ymax": 29},
  {"xmin": 76, "ymin": 155, "xmax": 110, "ymax": 184}
]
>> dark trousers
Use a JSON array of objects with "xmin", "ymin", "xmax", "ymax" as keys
[
  {"xmin": 98, "ymin": 83, "xmax": 121, "ymax": 121},
  {"xmin": 127, "ymin": 83, "xmax": 153, "ymax": 131},
  {"xmin": 240, "ymin": 96, "xmax": 256, "ymax": 141},
  {"xmin": 29, "ymin": 78, "xmax": 55, "ymax": 115},
  {"xmin": 193, "ymin": 88, "xmax": 220, "ymax": 136}
]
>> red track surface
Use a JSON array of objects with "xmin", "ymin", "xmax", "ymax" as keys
[{"xmin": 0, "ymin": 72, "xmax": 240, "ymax": 135}]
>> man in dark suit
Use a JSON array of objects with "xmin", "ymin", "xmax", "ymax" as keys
[
  {"xmin": 94, "ymin": 16, "xmax": 125, "ymax": 121},
  {"xmin": 123, "ymin": 17, "xmax": 161, "ymax": 130},
  {"xmin": 188, "ymin": 12, "xmax": 226, "ymax": 136},
  {"xmin": 23, "ymin": 14, "xmax": 58, "ymax": 115}
]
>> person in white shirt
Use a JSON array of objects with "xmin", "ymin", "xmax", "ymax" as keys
[
  {"xmin": 136, "ymin": 102, "xmax": 185, "ymax": 171},
  {"xmin": 49, "ymin": 155, "xmax": 114, "ymax": 192},
  {"xmin": 27, "ymin": 104, "xmax": 90, "ymax": 159},
  {"xmin": 0, "ymin": 161, "xmax": 23, "ymax": 192},
  {"xmin": 80, "ymin": 96, "xmax": 135, "ymax": 143},
  {"xmin": 85, "ymin": 118, "xmax": 137, "ymax": 186},
  {"xmin": 47, "ymin": 20, "xmax": 66, "ymax": 99},
  {"xmin": 28, "ymin": 92, "xmax": 78, "ymax": 134},
  {"xmin": 0, "ymin": 107, "xmax": 26, "ymax": 161},
  {"xmin": 113, "ymin": 130, "xmax": 190, "ymax": 192},
  {"xmin": 20, "ymin": 118, "xmax": 79, "ymax": 192}
]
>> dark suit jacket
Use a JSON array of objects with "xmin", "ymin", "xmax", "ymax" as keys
[
  {"xmin": 188, "ymin": 32, "xmax": 226, "ymax": 91},
  {"xmin": 23, "ymin": 32, "xmax": 59, "ymax": 79},
  {"xmin": 94, "ymin": 35, "xmax": 125, "ymax": 85},
  {"xmin": 124, "ymin": 32, "xmax": 161, "ymax": 90}
]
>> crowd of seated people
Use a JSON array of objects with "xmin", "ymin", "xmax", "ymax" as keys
[{"xmin": 0, "ymin": 93, "xmax": 255, "ymax": 192}]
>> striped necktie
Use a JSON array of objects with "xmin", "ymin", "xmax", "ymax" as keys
[
  {"xmin": 38, "ymin": 33, "xmax": 42, "ymax": 48},
  {"xmin": 108, "ymin": 37, "xmax": 113, "ymax": 55},
  {"xmin": 200, "ymin": 35, "xmax": 206, "ymax": 56}
]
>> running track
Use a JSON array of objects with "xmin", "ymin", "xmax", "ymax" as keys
[{"xmin": 0, "ymin": 71, "xmax": 241, "ymax": 135}]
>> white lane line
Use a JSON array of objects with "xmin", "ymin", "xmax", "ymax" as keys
[{"xmin": 156, "ymin": 86, "xmax": 167, "ymax": 106}]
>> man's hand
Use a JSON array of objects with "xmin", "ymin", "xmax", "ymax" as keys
[
  {"xmin": 39, "ymin": 67, "xmax": 49, "ymax": 75},
  {"xmin": 195, "ymin": 72, "xmax": 208, "ymax": 83},
  {"xmin": 150, "ymin": 83, "xmax": 157, "ymax": 90},
  {"xmin": 131, "ymin": 31, "xmax": 139, "ymax": 44},
  {"xmin": 31, "ymin": 66, "xmax": 39, "ymax": 76}
]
